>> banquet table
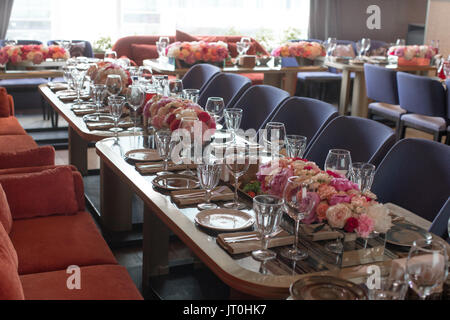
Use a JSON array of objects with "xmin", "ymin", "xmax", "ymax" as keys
[
  {"xmin": 143, "ymin": 59, "xmax": 327, "ymax": 96},
  {"xmin": 0, "ymin": 69, "xmax": 63, "ymax": 80},
  {"xmin": 323, "ymin": 61, "xmax": 438, "ymax": 118},
  {"xmin": 95, "ymin": 135, "xmax": 449, "ymax": 299}
]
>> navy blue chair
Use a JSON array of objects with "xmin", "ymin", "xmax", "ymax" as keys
[
  {"xmin": 365, "ymin": 64, "xmax": 405, "ymax": 139},
  {"xmin": 231, "ymin": 85, "xmax": 290, "ymax": 132},
  {"xmin": 430, "ymin": 198, "xmax": 450, "ymax": 241},
  {"xmin": 269, "ymin": 97, "xmax": 338, "ymax": 149},
  {"xmin": 47, "ymin": 40, "xmax": 94, "ymax": 58},
  {"xmin": 198, "ymin": 73, "xmax": 251, "ymax": 109},
  {"xmin": 182, "ymin": 63, "xmax": 221, "ymax": 94},
  {"xmin": 397, "ymin": 72, "xmax": 448, "ymax": 142},
  {"xmin": 305, "ymin": 116, "xmax": 396, "ymax": 168},
  {"xmin": 372, "ymin": 139, "xmax": 450, "ymax": 223}
]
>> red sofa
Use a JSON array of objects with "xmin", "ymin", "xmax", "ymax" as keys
[
  {"xmin": 0, "ymin": 165, "xmax": 143, "ymax": 300},
  {"xmin": 112, "ymin": 30, "xmax": 269, "ymax": 84}
]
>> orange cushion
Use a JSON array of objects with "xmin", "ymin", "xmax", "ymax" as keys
[
  {"xmin": 0, "ymin": 117, "xmax": 26, "ymax": 135},
  {"xmin": 0, "ymin": 167, "xmax": 78, "ymax": 220},
  {"xmin": 130, "ymin": 44, "xmax": 159, "ymax": 66},
  {"xmin": 0, "ymin": 146, "xmax": 55, "ymax": 170},
  {"xmin": 241, "ymin": 73, "xmax": 264, "ymax": 85},
  {"xmin": 176, "ymin": 30, "xmax": 200, "ymax": 42},
  {"xmin": 0, "ymin": 87, "xmax": 12, "ymax": 118},
  {"xmin": 11, "ymin": 211, "xmax": 117, "ymax": 275},
  {"xmin": 21, "ymin": 265, "xmax": 142, "ymax": 300},
  {"xmin": 0, "ymin": 164, "xmax": 76, "ymax": 176},
  {"xmin": 0, "ymin": 223, "xmax": 24, "ymax": 300},
  {"xmin": 0, "ymin": 135, "xmax": 37, "ymax": 154},
  {"xmin": 0, "ymin": 185, "xmax": 12, "ymax": 234}
]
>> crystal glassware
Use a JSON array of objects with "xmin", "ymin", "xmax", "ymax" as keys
[
  {"xmin": 224, "ymin": 108, "xmax": 243, "ymax": 144},
  {"xmin": 155, "ymin": 130, "xmax": 176, "ymax": 176},
  {"xmin": 281, "ymin": 178, "xmax": 318, "ymax": 261},
  {"xmin": 169, "ymin": 79, "xmax": 184, "ymax": 98},
  {"xmin": 368, "ymin": 276, "xmax": 408, "ymax": 300},
  {"xmin": 104, "ymin": 50, "xmax": 117, "ymax": 62},
  {"xmin": 92, "ymin": 83, "xmax": 106, "ymax": 115},
  {"xmin": 183, "ymin": 89, "xmax": 200, "ymax": 103},
  {"xmin": 205, "ymin": 97, "xmax": 225, "ymax": 130},
  {"xmin": 325, "ymin": 37, "xmax": 337, "ymax": 58},
  {"xmin": 178, "ymin": 117, "xmax": 198, "ymax": 176},
  {"xmin": 350, "ymin": 162, "xmax": 376, "ymax": 193},
  {"xmin": 241, "ymin": 37, "xmax": 252, "ymax": 55},
  {"xmin": 236, "ymin": 42, "xmax": 247, "ymax": 58},
  {"xmin": 324, "ymin": 149, "xmax": 353, "ymax": 178},
  {"xmin": 63, "ymin": 66, "xmax": 75, "ymax": 90},
  {"xmin": 70, "ymin": 68, "xmax": 85, "ymax": 106},
  {"xmin": 126, "ymin": 85, "xmax": 145, "ymax": 133},
  {"xmin": 361, "ymin": 38, "xmax": 371, "ymax": 56},
  {"xmin": 105, "ymin": 74, "xmax": 122, "ymax": 97},
  {"xmin": 223, "ymin": 145, "xmax": 250, "ymax": 210},
  {"xmin": 263, "ymin": 122, "xmax": 286, "ymax": 157},
  {"xmin": 285, "ymin": 135, "xmax": 307, "ymax": 158},
  {"xmin": 252, "ymin": 195, "xmax": 284, "ymax": 262},
  {"xmin": 396, "ymin": 39, "xmax": 406, "ymax": 46},
  {"xmin": 406, "ymin": 239, "xmax": 449, "ymax": 300},
  {"xmin": 107, "ymin": 96, "xmax": 126, "ymax": 134},
  {"xmin": 197, "ymin": 163, "xmax": 222, "ymax": 210}
]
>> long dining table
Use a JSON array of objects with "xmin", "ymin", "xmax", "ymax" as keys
[{"xmin": 95, "ymin": 135, "xmax": 449, "ymax": 299}]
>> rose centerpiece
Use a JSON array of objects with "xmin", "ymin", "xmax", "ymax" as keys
[
  {"xmin": 166, "ymin": 41, "xmax": 229, "ymax": 68},
  {"xmin": 0, "ymin": 44, "xmax": 69, "ymax": 68},
  {"xmin": 388, "ymin": 45, "xmax": 435, "ymax": 66},
  {"xmin": 87, "ymin": 61, "xmax": 132, "ymax": 94},
  {"xmin": 271, "ymin": 41, "xmax": 326, "ymax": 66}
]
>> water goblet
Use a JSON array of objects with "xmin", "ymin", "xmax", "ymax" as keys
[
  {"xmin": 155, "ymin": 130, "xmax": 176, "ymax": 176},
  {"xmin": 362, "ymin": 38, "xmax": 371, "ymax": 56},
  {"xmin": 126, "ymin": 85, "xmax": 145, "ymax": 133},
  {"xmin": 324, "ymin": 149, "xmax": 353, "ymax": 178},
  {"xmin": 205, "ymin": 97, "xmax": 225, "ymax": 130},
  {"xmin": 285, "ymin": 135, "xmax": 307, "ymax": 158},
  {"xmin": 368, "ymin": 276, "xmax": 408, "ymax": 300},
  {"xmin": 236, "ymin": 42, "xmax": 247, "ymax": 58},
  {"xmin": 223, "ymin": 145, "xmax": 250, "ymax": 210},
  {"xmin": 107, "ymin": 96, "xmax": 126, "ymax": 134},
  {"xmin": 241, "ymin": 37, "xmax": 252, "ymax": 55},
  {"xmin": 325, "ymin": 37, "xmax": 337, "ymax": 58},
  {"xmin": 169, "ymin": 79, "xmax": 184, "ymax": 97},
  {"xmin": 263, "ymin": 122, "xmax": 286, "ymax": 157},
  {"xmin": 105, "ymin": 74, "xmax": 123, "ymax": 97},
  {"xmin": 92, "ymin": 83, "xmax": 106, "ymax": 114},
  {"xmin": 252, "ymin": 195, "xmax": 285, "ymax": 262},
  {"xmin": 197, "ymin": 163, "xmax": 222, "ymax": 210},
  {"xmin": 396, "ymin": 39, "xmax": 406, "ymax": 46},
  {"xmin": 350, "ymin": 163, "xmax": 376, "ymax": 193},
  {"xmin": 183, "ymin": 89, "xmax": 200, "ymax": 103},
  {"xmin": 70, "ymin": 68, "xmax": 85, "ymax": 106},
  {"xmin": 281, "ymin": 178, "xmax": 318, "ymax": 261},
  {"xmin": 104, "ymin": 50, "xmax": 117, "ymax": 62},
  {"xmin": 177, "ymin": 117, "xmax": 199, "ymax": 176},
  {"xmin": 224, "ymin": 108, "xmax": 243, "ymax": 144}
]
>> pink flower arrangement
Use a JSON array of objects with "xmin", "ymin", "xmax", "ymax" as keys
[
  {"xmin": 256, "ymin": 158, "xmax": 392, "ymax": 238},
  {"xmin": 388, "ymin": 45, "xmax": 435, "ymax": 61},
  {"xmin": 143, "ymin": 95, "xmax": 216, "ymax": 136},
  {"xmin": 87, "ymin": 61, "xmax": 132, "ymax": 93},
  {"xmin": 166, "ymin": 41, "xmax": 229, "ymax": 65},
  {"xmin": 0, "ymin": 45, "xmax": 69, "ymax": 65},
  {"xmin": 271, "ymin": 41, "xmax": 326, "ymax": 60}
]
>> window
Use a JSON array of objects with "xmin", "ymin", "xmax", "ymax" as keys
[{"xmin": 7, "ymin": 0, "xmax": 310, "ymax": 51}]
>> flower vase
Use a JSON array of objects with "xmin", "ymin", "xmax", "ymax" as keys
[
  {"xmin": 295, "ymin": 57, "xmax": 315, "ymax": 66},
  {"xmin": 340, "ymin": 232, "xmax": 387, "ymax": 268}
]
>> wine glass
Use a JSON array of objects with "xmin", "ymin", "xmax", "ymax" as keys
[
  {"xmin": 107, "ymin": 96, "xmax": 126, "ymax": 134},
  {"xmin": 158, "ymin": 37, "xmax": 170, "ymax": 59},
  {"xmin": 224, "ymin": 145, "xmax": 250, "ymax": 210},
  {"xmin": 396, "ymin": 38, "xmax": 406, "ymax": 46},
  {"xmin": 138, "ymin": 66, "xmax": 153, "ymax": 82},
  {"xmin": 241, "ymin": 37, "xmax": 252, "ymax": 55},
  {"xmin": 155, "ymin": 130, "xmax": 176, "ymax": 176},
  {"xmin": 406, "ymin": 239, "xmax": 448, "ymax": 300},
  {"xmin": 430, "ymin": 40, "xmax": 440, "ymax": 55},
  {"xmin": 168, "ymin": 79, "xmax": 184, "ymax": 98},
  {"xmin": 324, "ymin": 149, "xmax": 353, "ymax": 178},
  {"xmin": 197, "ymin": 163, "xmax": 222, "ymax": 210},
  {"xmin": 224, "ymin": 108, "xmax": 243, "ymax": 144},
  {"xmin": 325, "ymin": 37, "xmax": 337, "ymax": 58},
  {"xmin": 183, "ymin": 89, "xmax": 200, "ymax": 103},
  {"xmin": 285, "ymin": 135, "xmax": 307, "ymax": 158},
  {"xmin": 70, "ymin": 68, "xmax": 85, "ymax": 106},
  {"xmin": 92, "ymin": 84, "xmax": 106, "ymax": 114},
  {"xmin": 362, "ymin": 38, "xmax": 371, "ymax": 56},
  {"xmin": 126, "ymin": 85, "xmax": 145, "ymax": 133},
  {"xmin": 252, "ymin": 195, "xmax": 285, "ymax": 262},
  {"xmin": 281, "ymin": 178, "xmax": 318, "ymax": 261},
  {"xmin": 205, "ymin": 97, "xmax": 225, "ymax": 130},
  {"xmin": 236, "ymin": 42, "xmax": 247, "ymax": 58},
  {"xmin": 263, "ymin": 122, "xmax": 286, "ymax": 157},
  {"xmin": 178, "ymin": 117, "xmax": 198, "ymax": 176},
  {"xmin": 63, "ymin": 66, "xmax": 75, "ymax": 89},
  {"xmin": 350, "ymin": 163, "xmax": 376, "ymax": 193},
  {"xmin": 4, "ymin": 39, "xmax": 17, "ymax": 46},
  {"xmin": 105, "ymin": 74, "xmax": 123, "ymax": 97},
  {"xmin": 127, "ymin": 66, "xmax": 139, "ymax": 84},
  {"xmin": 104, "ymin": 50, "xmax": 117, "ymax": 62}
]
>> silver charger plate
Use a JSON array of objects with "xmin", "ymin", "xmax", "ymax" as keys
[
  {"xmin": 386, "ymin": 222, "xmax": 432, "ymax": 247},
  {"xmin": 290, "ymin": 276, "xmax": 367, "ymax": 300},
  {"xmin": 152, "ymin": 174, "xmax": 200, "ymax": 191},
  {"xmin": 195, "ymin": 209, "xmax": 254, "ymax": 232}
]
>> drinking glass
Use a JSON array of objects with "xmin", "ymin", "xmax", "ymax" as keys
[
  {"xmin": 183, "ymin": 89, "xmax": 200, "ymax": 103},
  {"xmin": 205, "ymin": 97, "xmax": 225, "ymax": 130},
  {"xmin": 138, "ymin": 66, "xmax": 153, "ymax": 82},
  {"xmin": 105, "ymin": 74, "xmax": 122, "ymax": 97},
  {"xmin": 70, "ymin": 68, "xmax": 85, "ymax": 105},
  {"xmin": 126, "ymin": 85, "xmax": 145, "ymax": 133},
  {"xmin": 224, "ymin": 146, "xmax": 250, "ymax": 210},
  {"xmin": 324, "ymin": 149, "xmax": 353, "ymax": 178},
  {"xmin": 350, "ymin": 163, "xmax": 376, "ymax": 193},
  {"xmin": 396, "ymin": 39, "xmax": 406, "ymax": 46},
  {"xmin": 92, "ymin": 84, "xmax": 106, "ymax": 113},
  {"xmin": 152, "ymin": 75, "xmax": 165, "ymax": 95},
  {"xmin": 178, "ymin": 117, "xmax": 198, "ymax": 176},
  {"xmin": 406, "ymin": 239, "xmax": 448, "ymax": 300},
  {"xmin": 56, "ymin": 40, "xmax": 72, "ymax": 52},
  {"xmin": 325, "ymin": 37, "xmax": 337, "ymax": 58},
  {"xmin": 155, "ymin": 130, "xmax": 176, "ymax": 176},
  {"xmin": 263, "ymin": 122, "xmax": 286, "ymax": 157},
  {"xmin": 158, "ymin": 37, "xmax": 170, "ymax": 59},
  {"xmin": 197, "ymin": 163, "xmax": 222, "ymax": 210},
  {"xmin": 63, "ymin": 66, "xmax": 75, "ymax": 89},
  {"xmin": 127, "ymin": 66, "xmax": 139, "ymax": 84},
  {"xmin": 368, "ymin": 276, "xmax": 408, "ymax": 300},
  {"xmin": 104, "ymin": 50, "xmax": 117, "ymax": 62},
  {"xmin": 168, "ymin": 79, "xmax": 184, "ymax": 97},
  {"xmin": 285, "ymin": 135, "xmax": 307, "ymax": 158},
  {"xmin": 362, "ymin": 38, "xmax": 371, "ymax": 56},
  {"xmin": 252, "ymin": 195, "xmax": 285, "ymax": 262},
  {"xmin": 281, "ymin": 178, "xmax": 318, "ymax": 261},
  {"xmin": 107, "ymin": 96, "xmax": 126, "ymax": 134},
  {"xmin": 159, "ymin": 37, "xmax": 170, "ymax": 49},
  {"xmin": 4, "ymin": 39, "xmax": 17, "ymax": 46},
  {"xmin": 224, "ymin": 108, "xmax": 243, "ymax": 144},
  {"xmin": 241, "ymin": 37, "xmax": 252, "ymax": 54},
  {"xmin": 430, "ymin": 40, "xmax": 440, "ymax": 54},
  {"xmin": 236, "ymin": 42, "xmax": 247, "ymax": 58}
]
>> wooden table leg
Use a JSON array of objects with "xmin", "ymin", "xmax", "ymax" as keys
[
  {"xmin": 351, "ymin": 71, "xmax": 369, "ymax": 118},
  {"xmin": 100, "ymin": 160, "xmax": 133, "ymax": 232},
  {"xmin": 263, "ymin": 73, "xmax": 283, "ymax": 89},
  {"xmin": 68, "ymin": 126, "xmax": 88, "ymax": 176},
  {"xmin": 283, "ymin": 73, "xmax": 298, "ymax": 96},
  {"xmin": 339, "ymin": 70, "xmax": 351, "ymax": 115},
  {"xmin": 142, "ymin": 204, "xmax": 170, "ymax": 292}
]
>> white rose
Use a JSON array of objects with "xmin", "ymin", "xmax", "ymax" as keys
[{"xmin": 366, "ymin": 204, "xmax": 392, "ymax": 234}]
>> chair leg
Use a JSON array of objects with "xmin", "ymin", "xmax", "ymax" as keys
[
  {"xmin": 433, "ymin": 131, "xmax": 441, "ymax": 143},
  {"xmin": 395, "ymin": 118, "xmax": 402, "ymax": 141},
  {"xmin": 399, "ymin": 121, "xmax": 407, "ymax": 140}
]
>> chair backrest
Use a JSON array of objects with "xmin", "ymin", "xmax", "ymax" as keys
[
  {"xmin": 269, "ymin": 97, "xmax": 339, "ymax": 148},
  {"xmin": 430, "ymin": 197, "xmax": 450, "ymax": 241},
  {"xmin": 364, "ymin": 64, "xmax": 399, "ymax": 105},
  {"xmin": 0, "ymin": 40, "xmax": 42, "ymax": 47},
  {"xmin": 397, "ymin": 72, "xmax": 446, "ymax": 117},
  {"xmin": 231, "ymin": 85, "xmax": 290, "ymax": 132},
  {"xmin": 305, "ymin": 116, "xmax": 396, "ymax": 168},
  {"xmin": 198, "ymin": 72, "xmax": 251, "ymax": 109},
  {"xmin": 372, "ymin": 139, "xmax": 450, "ymax": 222},
  {"xmin": 47, "ymin": 40, "xmax": 94, "ymax": 58},
  {"xmin": 182, "ymin": 64, "xmax": 222, "ymax": 94}
]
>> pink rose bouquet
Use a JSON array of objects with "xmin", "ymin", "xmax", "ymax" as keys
[
  {"xmin": 271, "ymin": 41, "xmax": 326, "ymax": 60},
  {"xmin": 0, "ymin": 44, "xmax": 69, "ymax": 65},
  {"xmin": 257, "ymin": 158, "xmax": 392, "ymax": 238},
  {"xmin": 166, "ymin": 41, "xmax": 229, "ymax": 64},
  {"xmin": 87, "ymin": 61, "xmax": 132, "ymax": 93},
  {"xmin": 388, "ymin": 45, "xmax": 434, "ymax": 60}
]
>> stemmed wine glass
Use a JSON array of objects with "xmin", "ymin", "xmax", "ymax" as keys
[
  {"xmin": 178, "ymin": 117, "xmax": 198, "ymax": 176},
  {"xmin": 241, "ymin": 37, "xmax": 252, "ymax": 55},
  {"xmin": 252, "ymin": 195, "xmax": 285, "ymax": 262},
  {"xmin": 91, "ymin": 84, "xmax": 106, "ymax": 118},
  {"xmin": 126, "ymin": 85, "xmax": 145, "ymax": 133},
  {"xmin": 224, "ymin": 108, "xmax": 243, "ymax": 144},
  {"xmin": 224, "ymin": 145, "xmax": 250, "ymax": 210},
  {"xmin": 183, "ymin": 89, "xmax": 200, "ymax": 103},
  {"xmin": 350, "ymin": 163, "xmax": 376, "ymax": 194},
  {"xmin": 396, "ymin": 38, "xmax": 406, "ymax": 46},
  {"xmin": 108, "ymin": 96, "xmax": 126, "ymax": 134},
  {"xmin": 155, "ymin": 130, "xmax": 176, "ymax": 176},
  {"xmin": 70, "ymin": 68, "xmax": 85, "ymax": 106},
  {"xmin": 104, "ymin": 50, "xmax": 117, "ymax": 62},
  {"xmin": 63, "ymin": 66, "xmax": 75, "ymax": 90},
  {"xmin": 158, "ymin": 37, "xmax": 170, "ymax": 60},
  {"xmin": 205, "ymin": 97, "xmax": 225, "ymax": 130},
  {"xmin": 263, "ymin": 122, "xmax": 286, "ymax": 158},
  {"xmin": 361, "ymin": 38, "xmax": 371, "ymax": 57},
  {"xmin": 236, "ymin": 42, "xmax": 247, "ymax": 58},
  {"xmin": 168, "ymin": 79, "xmax": 184, "ymax": 97},
  {"xmin": 325, "ymin": 37, "xmax": 337, "ymax": 58},
  {"xmin": 281, "ymin": 178, "xmax": 318, "ymax": 261},
  {"xmin": 105, "ymin": 74, "xmax": 123, "ymax": 97},
  {"xmin": 197, "ymin": 163, "xmax": 222, "ymax": 211},
  {"xmin": 285, "ymin": 135, "xmax": 307, "ymax": 158},
  {"xmin": 406, "ymin": 239, "xmax": 448, "ymax": 300}
]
